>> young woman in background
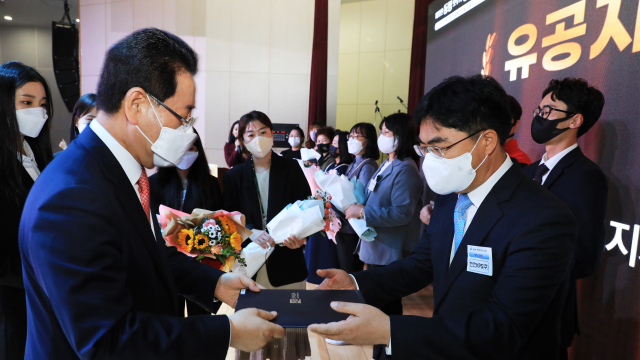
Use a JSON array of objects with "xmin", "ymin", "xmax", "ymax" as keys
[{"xmin": 0, "ymin": 61, "xmax": 54, "ymax": 360}]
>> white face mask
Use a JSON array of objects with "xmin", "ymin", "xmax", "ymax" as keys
[
  {"xmin": 288, "ymin": 136, "xmax": 301, "ymax": 148},
  {"xmin": 377, "ymin": 134, "xmax": 397, "ymax": 154},
  {"xmin": 310, "ymin": 130, "xmax": 317, "ymax": 142},
  {"xmin": 347, "ymin": 137, "xmax": 364, "ymax": 155},
  {"xmin": 421, "ymin": 132, "xmax": 487, "ymax": 195},
  {"xmin": 136, "ymin": 94, "xmax": 198, "ymax": 167},
  {"xmin": 246, "ymin": 136, "xmax": 274, "ymax": 159},
  {"xmin": 16, "ymin": 108, "xmax": 48, "ymax": 138},
  {"xmin": 176, "ymin": 151, "xmax": 198, "ymax": 170}
]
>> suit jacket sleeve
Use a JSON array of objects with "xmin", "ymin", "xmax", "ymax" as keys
[
  {"xmin": 565, "ymin": 168, "xmax": 608, "ymax": 279},
  {"xmin": 383, "ymin": 207, "xmax": 576, "ymax": 359},
  {"xmin": 364, "ymin": 164, "xmax": 422, "ymax": 228},
  {"xmin": 352, "ymin": 228, "xmax": 434, "ymax": 307},
  {"xmin": 22, "ymin": 185, "xmax": 230, "ymax": 360}
]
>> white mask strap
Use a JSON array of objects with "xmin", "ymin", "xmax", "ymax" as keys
[
  {"xmin": 146, "ymin": 93, "xmax": 164, "ymax": 128},
  {"xmin": 470, "ymin": 131, "xmax": 488, "ymax": 171}
]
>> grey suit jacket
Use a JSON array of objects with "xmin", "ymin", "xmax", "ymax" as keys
[{"xmin": 359, "ymin": 157, "xmax": 423, "ymax": 265}]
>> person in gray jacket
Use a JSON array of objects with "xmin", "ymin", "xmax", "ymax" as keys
[
  {"xmin": 334, "ymin": 123, "xmax": 380, "ymax": 274},
  {"xmin": 345, "ymin": 113, "xmax": 423, "ymax": 312}
]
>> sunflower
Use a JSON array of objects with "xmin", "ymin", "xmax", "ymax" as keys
[
  {"xmin": 230, "ymin": 233, "xmax": 243, "ymax": 251},
  {"xmin": 222, "ymin": 256, "xmax": 236, "ymax": 272},
  {"xmin": 194, "ymin": 234, "xmax": 208, "ymax": 250},
  {"xmin": 218, "ymin": 216, "xmax": 237, "ymax": 234},
  {"xmin": 177, "ymin": 229, "xmax": 194, "ymax": 252}
]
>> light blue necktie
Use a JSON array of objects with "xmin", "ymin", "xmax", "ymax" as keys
[{"xmin": 453, "ymin": 194, "xmax": 473, "ymax": 255}]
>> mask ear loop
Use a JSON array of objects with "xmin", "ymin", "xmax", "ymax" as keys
[
  {"xmin": 470, "ymin": 131, "xmax": 489, "ymax": 171},
  {"xmin": 135, "ymin": 94, "xmax": 164, "ymax": 145}
]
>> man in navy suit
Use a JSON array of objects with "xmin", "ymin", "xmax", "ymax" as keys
[
  {"xmin": 19, "ymin": 28, "xmax": 284, "ymax": 360},
  {"xmin": 524, "ymin": 78, "xmax": 607, "ymax": 359},
  {"xmin": 309, "ymin": 75, "xmax": 576, "ymax": 359}
]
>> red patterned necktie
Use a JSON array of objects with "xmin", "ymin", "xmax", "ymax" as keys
[{"xmin": 138, "ymin": 169, "xmax": 151, "ymax": 222}]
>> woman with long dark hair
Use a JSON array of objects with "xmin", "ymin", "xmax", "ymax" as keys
[
  {"xmin": 0, "ymin": 61, "xmax": 54, "ymax": 359},
  {"xmin": 149, "ymin": 129, "xmax": 223, "ymax": 316},
  {"xmin": 69, "ymin": 93, "xmax": 97, "ymax": 143},
  {"xmin": 224, "ymin": 120, "xmax": 248, "ymax": 167}
]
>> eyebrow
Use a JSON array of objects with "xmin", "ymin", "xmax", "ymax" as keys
[
  {"xmin": 185, "ymin": 105, "xmax": 195, "ymax": 111},
  {"xmin": 427, "ymin": 136, "xmax": 448, "ymax": 145},
  {"xmin": 246, "ymin": 126, "xmax": 268, "ymax": 132},
  {"xmin": 19, "ymin": 94, "xmax": 46, "ymax": 100}
]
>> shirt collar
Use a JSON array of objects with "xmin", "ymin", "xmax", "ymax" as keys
[
  {"xmin": 465, "ymin": 155, "xmax": 513, "ymax": 208},
  {"xmin": 540, "ymin": 143, "xmax": 578, "ymax": 172},
  {"xmin": 90, "ymin": 120, "xmax": 142, "ymax": 186}
]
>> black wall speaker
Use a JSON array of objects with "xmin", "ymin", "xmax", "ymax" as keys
[{"xmin": 52, "ymin": 22, "xmax": 79, "ymax": 112}]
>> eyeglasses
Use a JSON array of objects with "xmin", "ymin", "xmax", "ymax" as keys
[
  {"xmin": 148, "ymin": 93, "xmax": 196, "ymax": 127},
  {"xmin": 533, "ymin": 105, "xmax": 576, "ymax": 119},
  {"xmin": 414, "ymin": 129, "xmax": 485, "ymax": 158}
]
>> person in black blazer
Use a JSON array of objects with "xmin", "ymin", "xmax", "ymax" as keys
[
  {"xmin": 18, "ymin": 29, "xmax": 283, "ymax": 360},
  {"xmin": 149, "ymin": 129, "xmax": 224, "ymax": 317},
  {"xmin": 223, "ymin": 111, "xmax": 311, "ymax": 289},
  {"xmin": 0, "ymin": 61, "xmax": 54, "ymax": 360},
  {"xmin": 524, "ymin": 78, "xmax": 607, "ymax": 359},
  {"xmin": 310, "ymin": 75, "xmax": 576, "ymax": 360}
]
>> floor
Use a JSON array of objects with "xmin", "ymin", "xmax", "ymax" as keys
[{"xmin": 219, "ymin": 284, "xmax": 434, "ymax": 360}]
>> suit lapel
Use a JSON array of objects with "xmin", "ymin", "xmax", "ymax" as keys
[
  {"xmin": 430, "ymin": 195, "xmax": 456, "ymax": 304},
  {"xmin": 364, "ymin": 159, "xmax": 395, "ymax": 202},
  {"xmin": 81, "ymin": 129, "xmax": 179, "ymax": 311},
  {"xmin": 433, "ymin": 165, "xmax": 523, "ymax": 309},
  {"xmin": 267, "ymin": 153, "xmax": 287, "ymax": 221},
  {"xmin": 542, "ymin": 147, "xmax": 583, "ymax": 189}
]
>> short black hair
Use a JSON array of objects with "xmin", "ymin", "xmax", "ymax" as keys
[
  {"xmin": 70, "ymin": 93, "xmax": 97, "ymax": 143},
  {"xmin": 238, "ymin": 111, "xmax": 273, "ymax": 140},
  {"xmin": 542, "ymin": 78, "xmax": 605, "ymax": 137},
  {"xmin": 350, "ymin": 122, "xmax": 380, "ymax": 160},
  {"xmin": 507, "ymin": 95, "xmax": 522, "ymax": 123},
  {"xmin": 413, "ymin": 75, "xmax": 512, "ymax": 146},
  {"xmin": 289, "ymin": 126, "xmax": 305, "ymax": 140},
  {"xmin": 380, "ymin": 113, "xmax": 415, "ymax": 161},
  {"xmin": 97, "ymin": 28, "xmax": 198, "ymax": 114}
]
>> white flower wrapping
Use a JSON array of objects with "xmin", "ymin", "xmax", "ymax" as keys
[
  {"xmin": 314, "ymin": 171, "xmax": 377, "ymax": 241},
  {"xmin": 267, "ymin": 200, "xmax": 326, "ymax": 243}
]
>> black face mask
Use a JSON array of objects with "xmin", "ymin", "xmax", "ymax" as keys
[
  {"xmin": 530, "ymin": 114, "xmax": 573, "ymax": 144},
  {"xmin": 328, "ymin": 145, "xmax": 339, "ymax": 157},
  {"xmin": 317, "ymin": 143, "xmax": 330, "ymax": 154}
]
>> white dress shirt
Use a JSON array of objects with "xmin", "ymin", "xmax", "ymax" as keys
[
  {"xmin": 450, "ymin": 155, "xmax": 513, "ymax": 264},
  {"xmin": 538, "ymin": 143, "xmax": 578, "ymax": 185},
  {"xmin": 18, "ymin": 140, "xmax": 41, "ymax": 181},
  {"xmin": 90, "ymin": 120, "xmax": 154, "ymax": 236}
]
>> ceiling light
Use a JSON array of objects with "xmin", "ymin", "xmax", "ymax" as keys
[{"xmin": 4, "ymin": 16, "xmax": 12, "ymax": 21}]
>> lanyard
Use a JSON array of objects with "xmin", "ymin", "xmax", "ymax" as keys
[{"xmin": 250, "ymin": 156, "xmax": 270, "ymax": 231}]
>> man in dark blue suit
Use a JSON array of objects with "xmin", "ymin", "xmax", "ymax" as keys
[
  {"xmin": 524, "ymin": 78, "xmax": 607, "ymax": 359},
  {"xmin": 19, "ymin": 28, "xmax": 284, "ymax": 360},
  {"xmin": 309, "ymin": 75, "xmax": 576, "ymax": 359}
]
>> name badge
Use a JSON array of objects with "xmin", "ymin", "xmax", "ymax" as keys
[
  {"xmin": 467, "ymin": 245, "xmax": 493, "ymax": 276},
  {"xmin": 367, "ymin": 177, "xmax": 378, "ymax": 192}
]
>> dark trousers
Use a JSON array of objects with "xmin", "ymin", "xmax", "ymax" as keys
[
  {"xmin": 335, "ymin": 232, "xmax": 364, "ymax": 274},
  {"xmin": 0, "ymin": 286, "xmax": 27, "ymax": 360},
  {"xmin": 366, "ymin": 264, "xmax": 402, "ymax": 360}
]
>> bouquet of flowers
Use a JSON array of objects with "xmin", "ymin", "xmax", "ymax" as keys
[{"xmin": 159, "ymin": 205, "xmax": 252, "ymax": 272}]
